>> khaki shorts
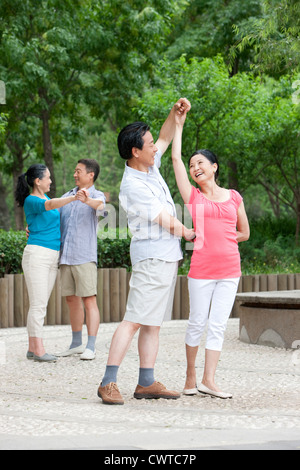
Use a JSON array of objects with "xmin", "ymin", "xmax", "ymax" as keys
[
  {"xmin": 124, "ymin": 259, "xmax": 178, "ymax": 326},
  {"xmin": 60, "ymin": 262, "xmax": 97, "ymax": 297}
]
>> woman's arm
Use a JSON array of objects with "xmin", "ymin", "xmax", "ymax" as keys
[
  {"xmin": 155, "ymin": 98, "xmax": 191, "ymax": 155},
  {"xmin": 44, "ymin": 195, "xmax": 75, "ymax": 211},
  {"xmin": 236, "ymin": 201, "xmax": 250, "ymax": 242},
  {"xmin": 172, "ymin": 121, "xmax": 192, "ymax": 205}
]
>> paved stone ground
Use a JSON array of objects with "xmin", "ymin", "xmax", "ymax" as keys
[{"xmin": 0, "ymin": 319, "xmax": 299, "ymax": 450}]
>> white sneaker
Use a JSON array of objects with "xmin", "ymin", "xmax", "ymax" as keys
[
  {"xmin": 56, "ymin": 344, "xmax": 85, "ymax": 357},
  {"xmin": 80, "ymin": 348, "xmax": 96, "ymax": 360}
]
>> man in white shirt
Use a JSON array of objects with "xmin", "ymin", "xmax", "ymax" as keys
[{"xmin": 97, "ymin": 98, "xmax": 194, "ymax": 404}]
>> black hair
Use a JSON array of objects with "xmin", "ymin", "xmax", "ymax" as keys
[
  {"xmin": 15, "ymin": 164, "xmax": 48, "ymax": 207},
  {"xmin": 77, "ymin": 159, "xmax": 100, "ymax": 182},
  {"xmin": 188, "ymin": 149, "xmax": 219, "ymax": 181},
  {"xmin": 117, "ymin": 121, "xmax": 150, "ymax": 160}
]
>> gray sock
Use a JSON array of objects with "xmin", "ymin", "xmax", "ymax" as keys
[
  {"xmin": 86, "ymin": 335, "xmax": 96, "ymax": 352},
  {"xmin": 70, "ymin": 330, "xmax": 82, "ymax": 349},
  {"xmin": 138, "ymin": 368, "xmax": 155, "ymax": 387},
  {"xmin": 102, "ymin": 365, "xmax": 119, "ymax": 387}
]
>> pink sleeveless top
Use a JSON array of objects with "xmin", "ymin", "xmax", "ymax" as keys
[{"xmin": 187, "ymin": 186, "xmax": 243, "ymax": 279}]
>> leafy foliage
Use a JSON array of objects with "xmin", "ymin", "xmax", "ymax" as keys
[
  {"xmin": 231, "ymin": 0, "xmax": 300, "ymax": 77},
  {"xmin": 135, "ymin": 55, "xmax": 300, "ymax": 241},
  {"xmin": 1, "ymin": 0, "xmax": 300, "ymax": 271},
  {"xmin": 0, "ymin": 229, "xmax": 27, "ymax": 276}
]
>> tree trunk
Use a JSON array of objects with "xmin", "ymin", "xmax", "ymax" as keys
[
  {"xmin": 0, "ymin": 174, "xmax": 10, "ymax": 230},
  {"xmin": 296, "ymin": 202, "xmax": 300, "ymax": 247},
  {"xmin": 227, "ymin": 61, "xmax": 240, "ymax": 192},
  {"xmin": 264, "ymin": 186, "xmax": 281, "ymax": 218},
  {"xmin": 41, "ymin": 108, "xmax": 56, "ymax": 198},
  {"xmin": 39, "ymin": 88, "xmax": 56, "ymax": 198},
  {"xmin": 229, "ymin": 55, "xmax": 239, "ymax": 77},
  {"xmin": 5, "ymin": 138, "xmax": 26, "ymax": 229},
  {"xmin": 227, "ymin": 160, "xmax": 239, "ymax": 191},
  {"xmin": 12, "ymin": 160, "xmax": 24, "ymax": 230}
]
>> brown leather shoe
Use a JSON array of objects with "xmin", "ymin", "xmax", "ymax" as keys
[
  {"xmin": 97, "ymin": 382, "xmax": 124, "ymax": 405},
  {"xmin": 134, "ymin": 381, "xmax": 181, "ymax": 400}
]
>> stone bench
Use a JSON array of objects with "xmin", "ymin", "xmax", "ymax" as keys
[{"xmin": 236, "ymin": 290, "xmax": 300, "ymax": 349}]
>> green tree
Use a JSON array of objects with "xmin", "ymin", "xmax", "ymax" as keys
[
  {"xmin": 0, "ymin": 0, "xmax": 93, "ymax": 226},
  {"xmin": 0, "ymin": 0, "xmax": 184, "ymax": 229},
  {"xmin": 136, "ymin": 55, "xmax": 300, "ymax": 243},
  {"xmin": 166, "ymin": 0, "xmax": 262, "ymax": 75},
  {"xmin": 231, "ymin": 0, "xmax": 300, "ymax": 77},
  {"xmin": 252, "ymin": 87, "xmax": 300, "ymax": 242},
  {"xmin": 135, "ymin": 55, "xmax": 258, "ymax": 195},
  {"xmin": 83, "ymin": 0, "xmax": 185, "ymax": 125}
]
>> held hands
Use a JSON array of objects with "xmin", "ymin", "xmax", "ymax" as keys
[
  {"xmin": 174, "ymin": 98, "xmax": 191, "ymax": 126},
  {"xmin": 174, "ymin": 97, "xmax": 191, "ymax": 115},
  {"xmin": 75, "ymin": 188, "xmax": 89, "ymax": 203},
  {"xmin": 183, "ymin": 227, "xmax": 196, "ymax": 241}
]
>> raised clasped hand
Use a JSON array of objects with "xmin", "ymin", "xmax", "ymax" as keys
[{"xmin": 174, "ymin": 97, "xmax": 191, "ymax": 116}]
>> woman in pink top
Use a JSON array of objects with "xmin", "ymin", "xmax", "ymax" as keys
[{"xmin": 172, "ymin": 110, "xmax": 250, "ymax": 399}]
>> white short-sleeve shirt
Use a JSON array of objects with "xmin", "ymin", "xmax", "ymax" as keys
[{"xmin": 119, "ymin": 149, "xmax": 183, "ymax": 266}]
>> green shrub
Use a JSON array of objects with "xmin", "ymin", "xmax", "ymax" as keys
[
  {"xmin": 0, "ymin": 229, "xmax": 132, "ymax": 277},
  {"xmin": 239, "ymin": 216, "xmax": 300, "ymax": 274},
  {"xmin": 0, "ymin": 229, "xmax": 27, "ymax": 277},
  {"xmin": 97, "ymin": 237, "xmax": 131, "ymax": 269}
]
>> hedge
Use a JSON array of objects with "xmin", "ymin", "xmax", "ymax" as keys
[{"xmin": 0, "ymin": 229, "xmax": 132, "ymax": 277}]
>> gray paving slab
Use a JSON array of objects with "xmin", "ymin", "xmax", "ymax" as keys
[
  {"xmin": 0, "ymin": 319, "xmax": 299, "ymax": 451},
  {"xmin": 236, "ymin": 290, "xmax": 300, "ymax": 304}
]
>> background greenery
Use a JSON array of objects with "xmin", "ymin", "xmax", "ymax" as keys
[
  {"xmin": 1, "ymin": 216, "xmax": 300, "ymax": 277},
  {"xmin": 0, "ymin": 0, "xmax": 299, "ymax": 276}
]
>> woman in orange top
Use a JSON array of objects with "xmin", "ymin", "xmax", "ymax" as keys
[{"xmin": 172, "ymin": 110, "xmax": 250, "ymax": 399}]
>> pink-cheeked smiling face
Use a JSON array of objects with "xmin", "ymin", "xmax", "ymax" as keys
[{"xmin": 189, "ymin": 153, "xmax": 218, "ymax": 184}]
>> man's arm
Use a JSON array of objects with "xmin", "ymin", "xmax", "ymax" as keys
[
  {"xmin": 155, "ymin": 98, "xmax": 191, "ymax": 155},
  {"xmin": 84, "ymin": 198, "xmax": 105, "ymax": 211},
  {"xmin": 76, "ymin": 188, "xmax": 105, "ymax": 211},
  {"xmin": 154, "ymin": 208, "xmax": 195, "ymax": 240}
]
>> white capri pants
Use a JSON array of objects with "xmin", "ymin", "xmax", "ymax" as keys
[
  {"xmin": 185, "ymin": 277, "xmax": 240, "ymax": 351},
  {"xmin": 22, "ymin": 245, "xmax": 59, "ymax": 337}
]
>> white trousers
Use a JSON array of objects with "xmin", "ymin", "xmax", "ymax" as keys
[
  {"xmin": 185, "ymin": 277, "xmax": 240, "ymax": 351},
  {"xmin": 22, "ymin": 245, "xmax": 59, "ymax": 337}
]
